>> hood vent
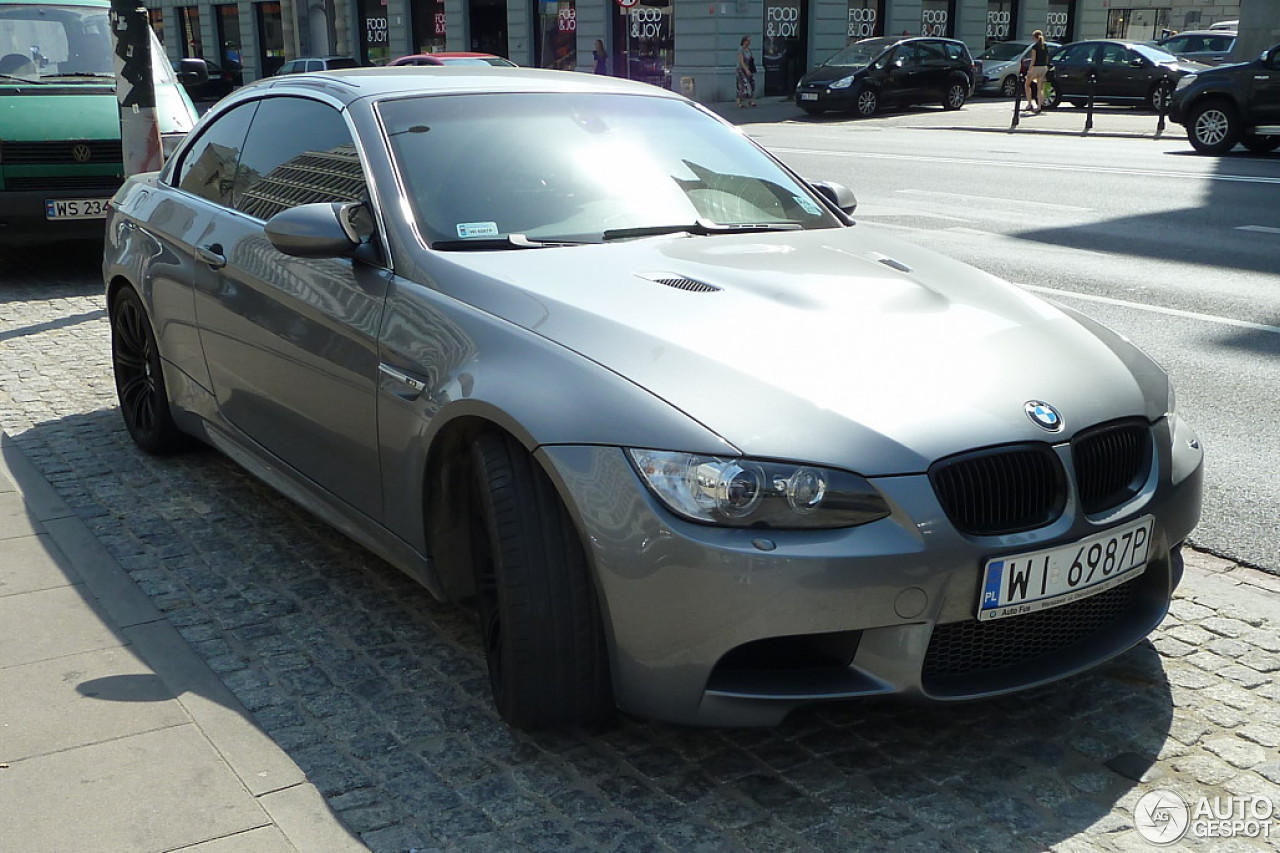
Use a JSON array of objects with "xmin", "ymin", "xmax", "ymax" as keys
[{"xmin": 640, "ymin": 273, "xmax": 722, "ymax": 293}]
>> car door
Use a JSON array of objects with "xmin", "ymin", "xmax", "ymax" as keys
[
  {"xmin": 1095, "ymin": 43, "xmax": 1144, "ymax": 101},
  {"xmin": 881, "ymin": 44, "xmax": 923, "ymax": 105},
  {"xmin": 915, "ymin": 40, "xmax": 951, "ymax": 100},
  {"xmin": 1049, "ymin": 42, "xmax": 1096, "ymax": 100},
  {"xmin": 1245, "ymin": 44, "xmax": 1280, "ymax": 130},
  {"xmin": 187, "ymin": 94, "xmax": 390, "ymax": 519}
]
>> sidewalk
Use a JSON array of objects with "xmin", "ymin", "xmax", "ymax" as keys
[
  {"xmin": 707, "ymin": 94, "xmax": 1186, "ymax": 140},
  {"xmin": 0, "ymin": 431, "xmax": 368, "ymax": 853}
]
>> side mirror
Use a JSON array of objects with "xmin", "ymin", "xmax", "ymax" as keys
[
  {"xmin": 810, "ymin": 180, "xmax": 857, "ymax": 215},
  {"xmin": 1130, "ymin": 58, "xmax": 1146, "ymax": 68},
  {"xmin": 265, "ymin": 201, "xmax": 369, "ymax": 258},
  {"xmin": 176, "ymin": 57, "xmax": 209, "ymax": 85}
]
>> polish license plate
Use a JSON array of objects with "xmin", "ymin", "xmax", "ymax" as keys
[
  {"xmin": 977, "ymin": 516, "xmax": 1154, "ymax": 621},
  {"xmin": 799, "ymin": 92, "xmax": 818, "ymax": 101},
  {"xmin": 45, "ymin": 198, "xmax": 110, "ymax": 220}
]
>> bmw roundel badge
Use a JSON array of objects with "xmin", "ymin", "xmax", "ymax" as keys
[{"xmin": 1025, "ymin": 400, "xmax": 1063, "ymax": 432}]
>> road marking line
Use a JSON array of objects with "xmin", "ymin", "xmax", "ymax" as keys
[
  {"xmin": 1021, "ymin": 285, "xmax": 1280, "ymax": 335},
  {"xmin": 1236, "ymin": 225, "xmax": 1280, "ymax": 234},
  {"xmin": 896, "ymin": 189, "xmax": 1092, "ymax": 212},
  {"xmin": 773, "ymin": 147, "xmax": 1280, "ymax": 185}
]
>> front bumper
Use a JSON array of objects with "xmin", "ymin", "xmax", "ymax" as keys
[
  {"xmin": 0, "ymin": 186, "xmax": 118, "ymax": 244},
  {"xmin": 795, "ymin": 84, "xmax": 858, "ymax": 112},
  {"xmin": 540, "ymin": 414, "xmax": 1203, "ymax": 727}
]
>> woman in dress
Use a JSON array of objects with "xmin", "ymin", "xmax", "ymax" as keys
[{"xmin": 736, "ymin": 35, "xmax": 756, "ymax": 108}]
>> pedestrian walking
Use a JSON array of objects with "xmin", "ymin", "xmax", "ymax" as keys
[
  {"xmin": 736, "ymin": 35, "xmax": 756, "ymax": 108},
  {"xmin": 1024, "ymin": 29, "xmax": 1049, "ymax": 113}
]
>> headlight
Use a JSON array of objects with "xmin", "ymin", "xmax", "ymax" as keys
[
  {"xmin": 830, "ymin": 75, "xmax": 857, "ymax": 90},
  {"xmin": 1175, "ymin": 74, "xmax": 1196, "ymax": 91},
  {"xmin": 627, "ymin": 450, "xmax": 890, "ymax": 529}
]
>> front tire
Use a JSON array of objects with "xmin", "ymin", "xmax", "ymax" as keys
[
  {"xmin": 109, "ymin": 286, "xmax": 188, "ymax": 455},
  {"xmin": 469, "ymin": 432, "xmax": 613, "ymax": 729},
  {"xmin": 852, "ymin": 87, "xmax": 879, "ymax": 117},
  {"xmin": 942, "ymin": 80, "xmax": 968, "ymax": 110},
  {"xmin": 1149, "ymin": 81, "xmax": 1175, "ymax": 112},
  {"xmin": 1187, "ymin": 99, "xmax": 1239, "ymax": 155}
]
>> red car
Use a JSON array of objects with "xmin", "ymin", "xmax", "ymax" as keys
[{"xmin": 389, "ymin": 52, "xmax": 516, "ymax": 67}]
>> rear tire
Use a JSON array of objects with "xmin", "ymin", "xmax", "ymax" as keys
[
  {"xmin": 1186, "ymin": 99, "xmax": 1239, "ymax": 155},
  {"xmin": 1241, "ymin": 133, "xmax": 1280, "ymax": 154},
  {"xmin": 1149, "ymin": 80, "xmax": 1174, "ymax": 112},
  {"xmin": 109, "ymin": 286, "xmax": 189, "ymax": 455},
  {"xmin": 1042, "ymin": 82, "xmax": 1061, "ymax": 110},
  {"xmin": 469, "ymin": 432, "xmax": 614, "ymax": 729},
  {"xmin": 942, "ymin": 80, "xmax": 968, "ymax": 110}
]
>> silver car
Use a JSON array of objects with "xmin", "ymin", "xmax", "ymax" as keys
[
  {"xmin": 976, "ymin": 39, "xmax": 1061, "ymax": 97},
  {"xmin": 103, "ymin": 67, "xmax": 1204, "ymax": 729}
]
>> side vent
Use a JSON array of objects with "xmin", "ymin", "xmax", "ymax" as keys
[{"xmin": 639, "ymin": 273, "xmax": 722, "ymax": 293}]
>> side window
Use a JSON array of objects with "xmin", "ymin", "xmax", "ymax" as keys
[
  {"xmin": 175, "ymin": 101, "xmax": 257, "ymax": 206},
  {"xmin": 943, "ymin": 42, "xmax": 966, "ymax": 62},
  {"xmin": 232, "ymin": 97, "xmax": 367, "ymax": 221},
  {"xmin": 1209, "ymin": 36, "xmax": 1233, "ymax": 51},
  {"xmin": 1059, "ymin": 44, "xmax": 1094, "ymax": 64},
  {"xmin": 306, "ymin": 60, "xmax": 321, "ymax": 72}
]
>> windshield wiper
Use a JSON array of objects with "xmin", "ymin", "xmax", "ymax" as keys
[
  {"xmin": 0, "ymin": 73, "xmax": 48, "ymax": 83},
  {"xmin": 43, "ymin": 72, "xmax": 115, "ymax": 79},
  {"xmin": 602, "ymin": 219, "xmax": 803, "ymax": 241},
  {"xmin": 431, "ymin": 233, "xmax": 591, "ymax": 251}
]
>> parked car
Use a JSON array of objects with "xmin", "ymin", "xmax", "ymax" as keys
[
  {"xmin": 274, "ymin": 55, "xmax": 359, "ymax": 75},
  {"xmin": 1168, "ymin": 41, "xmax": 1280, "ymax": 154},
  {"xmin": 104, "ymin": 66, "xmax": 1203, "ymax": 730},
  {"xmin": 389, "ymin": 52, "xmax": 516, "ymax": 67},
  {"xmin": 795, "ymin": 36, "xmax": 975, "ymax": 116},
  {"xmin": 975, "ymin": 38, "xmax": 1061, "ymax": 97},
  {"xmin": 1045, "ymin": 40, "xmax": 1206, "ymax": 111},
  {"xmin": 1152, "ymin": 30, "xmax": 1236, "ymax": 66},
  {"xmin": 0, "ymin": 0, "xmax": 198, "ymax": 245},
  {"xmin": 172, "ymin": 57, "xmax": 237, "ymax": 101},
  {"xmin": 1208, "ymin": 20, "xmax": 1238, "ymax": 32}
]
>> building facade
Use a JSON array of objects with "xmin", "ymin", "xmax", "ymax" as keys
[{"xmin": 147, "ymin": 0, "xmax": 1245, "ymax": 104}]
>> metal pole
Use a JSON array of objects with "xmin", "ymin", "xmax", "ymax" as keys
[
  {"xmin": 110, "ymin": 0, "xmax": 163, "ymax": 175},
  {"xmin": 1155, "ymin": 72, "xmax": 1171, "ymax": 138},
  {"xmin": 1011, "ymin": 69, "xmax": 1023, "ymax": 129},
  {"xmin": 1084, "ymin": 69, "xmax": 1096, "ymax": 135}
]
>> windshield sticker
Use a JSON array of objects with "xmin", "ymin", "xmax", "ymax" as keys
[
  {"xmin": 794, "ymin": 196, "xmax": 822, "ymax": 216},
  {"xmin": 457, "ymin": 222, "xmax": 500, "ymax": 239}
]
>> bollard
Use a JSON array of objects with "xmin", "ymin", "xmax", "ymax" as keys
[
  {"xmin": 1011, "ymin": 71, "xmax": 1023, "ymax": 129},
  {"xmin": 1155, "ymin": 73, "xmax": 1172, "ymax": 138},
  {"xmin": 1084, "ymin": 69, "xmax": 1096, "ymax": 134}
]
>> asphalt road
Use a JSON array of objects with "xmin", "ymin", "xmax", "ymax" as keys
[{"xmin": 751, "ymin": 102, "xmax": 1280, "ymax": 573}]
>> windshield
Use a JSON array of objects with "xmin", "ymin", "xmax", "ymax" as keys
[
  {"xmin": 978, "ymin": 41, "xmax": 1029, "ymax": 62},
  {"xmin": 379, "ymin": 92, "xmax": 842, "ymax": 247},
  {"xmin": 820, "ymin": 39, "xmax": 895, "ymax": 68},
  {"xmin": 1132, "ymin": 44, "xmax": 1180, "ymax": 63},
  {"xmin": 0, "ymin": 3, "xmax": 113, "ymax": 80}
]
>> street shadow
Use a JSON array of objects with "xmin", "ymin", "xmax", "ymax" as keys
[
  {"xmin": 8, "ymin": 402, "xmax": 1179, "ymax": 851},
  {"xmin": 0, "ymin": 242, "xmax": 104, "ymax": 303}
]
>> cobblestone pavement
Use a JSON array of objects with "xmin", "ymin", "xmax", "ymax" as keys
[{"xmin": 2, "ymin": 246, "xmax": 1278, "ymax": 852}]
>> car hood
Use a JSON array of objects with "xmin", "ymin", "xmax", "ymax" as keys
[
  {"xmin": 442, "ymin": 228, "xmax": 1168, "ymax": 474},
  {"xmin": 800, "ymin": 63, "xmax": 869, "ymax": 85}
]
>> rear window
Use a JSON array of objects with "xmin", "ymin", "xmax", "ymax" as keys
[
  {"xmin": 327, "ymin": 57, "xmax": 359, "ymax": 69},
  {"xmin": 942, "ymin": 42, "xmax": 970, "ymax": 62}
]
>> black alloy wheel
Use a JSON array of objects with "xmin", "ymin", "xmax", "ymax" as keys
[
  {"xmin": 468, "ymin": 432, "xmax": 613, "ymax": 729},
  {"xmin": 110, "ymin": 286, "xmax": 188, "ymax": 455}
]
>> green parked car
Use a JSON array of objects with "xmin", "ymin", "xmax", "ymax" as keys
[{"xmin": 0, "ymin": 0, "xmax": 198, "ymax": 244}]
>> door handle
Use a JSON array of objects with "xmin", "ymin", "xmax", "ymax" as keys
[{"xmin": 197, "ymin": 244, "xmax": 226, "ymax": 269}]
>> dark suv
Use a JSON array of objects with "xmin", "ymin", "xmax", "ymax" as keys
[
  {"xmin": 795, "ymin": 36, "xmax": 975, "ymax": 117},
  {"xmin": 1168, "ymin": 42, "xmax": 1280, "ymax": 154}
]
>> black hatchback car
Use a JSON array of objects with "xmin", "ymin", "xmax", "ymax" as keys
[
  {"xmin": 795, "ymin": 36, "xmax": 975, "ymax": 117},
  {"xmin": 1045, "ymin": 40, "xmax": 1206, "ymax": 111}
]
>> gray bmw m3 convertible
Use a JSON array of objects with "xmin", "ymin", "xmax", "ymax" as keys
[{"xmin": 103, "ymin": 67, "xmax": 1203, "ymax": 729}]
